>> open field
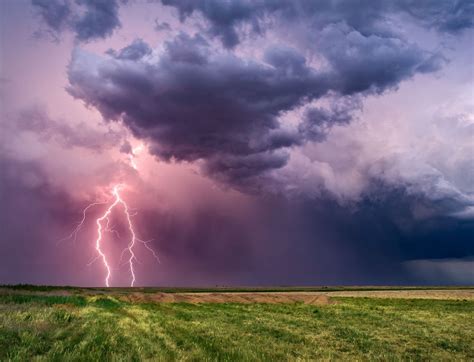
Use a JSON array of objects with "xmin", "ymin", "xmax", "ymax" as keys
[{"xmin": 1, "ymin": 286, "xmax": 473, "ymax": 360}]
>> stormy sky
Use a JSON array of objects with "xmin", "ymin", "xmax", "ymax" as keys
[{"xmin": 0, "ymin": 0, "xmax": 473, "ymax": 286}]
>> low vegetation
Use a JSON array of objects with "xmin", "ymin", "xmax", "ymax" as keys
[{"xmin": 1, "ymin": 289, "xmax": 473, "ymax": 360}]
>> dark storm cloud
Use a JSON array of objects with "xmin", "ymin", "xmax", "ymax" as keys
[
  {"xmin": 74, "ymin": 0, "xmax": 121, "ymax": 41},
  {"xmin": 106, "ymin": 38, "xmax": 152, "ymax": 60},
  {"xmin": 161, "ymin": 0, "xmax": 474, "ymax": 48},
  {"xmin": 398, "ymin": 0, "xmax": 474, "ymax": 34},
  {"xmin": 162, "ymin": 0, "xmax": 267, "ymax": 48},
  {"xmin": 31, "ymin": 0, "xmax": 71, "ymax": 36},
  {"xmin": 67, "ymin": 34, "xmax": 332, "ymax": 183},
  {"xmin": 317, "ymin": 24, "xmax": 446, "ymax": 95},
  {"xmin": 163, "ymin": 0, "xmax": 448, "ymax": 94},
  {"xmin": 160, "ymin": 0, "xmax": 386, "ymax": 49},
  {"xmin": 67, "ymin": 25, "xmax": 440, "ymax": 187},
  {"xmin": 203, "ymin": 151, "xmax": 290, "ymax": 191},
  {"xmin": 32, "ymin": 0, "xmax": 121, "ymax": 42},
  {"xmin": 298, "ymin": 96, "xmax": 361, "ymax": 141},
  {"xmin": 360, "ymin": 187, "xmax": 474, "ymax": 266}
]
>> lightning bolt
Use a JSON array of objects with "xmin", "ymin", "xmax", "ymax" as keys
[
  {"xmin": 93, "ymin": 185, "xmax": 120, "ymax": 287},
  {"xmin": 61, "ymin": 143, "xmax": 157, "ymax": 286},
  {"xmin": 118, "ymin": 184, "xmax": 138, "ymax": 286},
  {"xmin": 62, "ymin": 184, "xmax": 159, "ymax": 287}
]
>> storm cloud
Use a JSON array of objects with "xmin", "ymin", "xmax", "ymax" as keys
[
  {"xmin": 67, "ymin": 34, "xmax": 325, "ymax": 184},
  {"xmin": 162, "ymin": 0, "xmax": 474, "ymax": 47},
  {"xmin": 66, "ymin": 20, "xmax": 441, "ymax": 188},
  {"xmin": 32, "ymin": 0, "xmax": 121, "ymax": 41},
  {"xmin": 0, "ymin": 0, "xmax": 472, "ymax": 286}
]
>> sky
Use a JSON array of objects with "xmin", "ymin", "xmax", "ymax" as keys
[{"xmin": 0, "ymin": 0, "xmax": 473, "ymax": 287}]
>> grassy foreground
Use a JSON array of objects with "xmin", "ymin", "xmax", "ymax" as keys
[{"xmin": 1, "ymin": 292, "xmax": 473, "ymax": 360}]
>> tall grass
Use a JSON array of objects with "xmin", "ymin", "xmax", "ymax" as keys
[{"xmin": 1, "ymin": 293, "xmax": 473, "ymax": 360}]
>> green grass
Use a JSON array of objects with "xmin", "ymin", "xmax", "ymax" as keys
[{"xmin": 0, "ymin": 293, "xmax": 473, "ymax": 360}]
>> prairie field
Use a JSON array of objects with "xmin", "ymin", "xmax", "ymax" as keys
[{"xmin": 0, "ymin": 286, "xmax": 473, "ymax": 360}]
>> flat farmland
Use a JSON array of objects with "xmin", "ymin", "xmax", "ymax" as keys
[{"xmin": 1, "ymin": 286, "xmax": 473, "ymax": 360}]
